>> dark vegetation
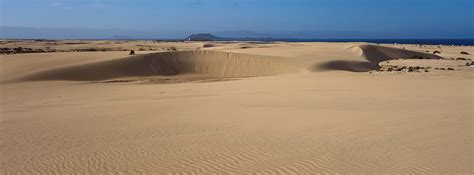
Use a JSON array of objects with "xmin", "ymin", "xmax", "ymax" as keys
[
  {"xmin": 167, "ymin": 46, "xmax": 177, "ymax": 51},
  {"xmin": 203, "ymin": 43, "xmax": 215, "ymax": 48},
  {"xmin": 1, "ymin": 47, "xmax": 126, "ymax": 55},
  {"xmin": 378, "ymin": 65, "xmax": 431, "ymax": 73},
  {"xmin": 1, "ymin": 47, "xmax": 47, "ymax": 54}
]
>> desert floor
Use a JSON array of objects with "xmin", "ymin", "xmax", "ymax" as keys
[{"xmin": 1, "ymin": 41, "xmax": 473, "ymax": 174}]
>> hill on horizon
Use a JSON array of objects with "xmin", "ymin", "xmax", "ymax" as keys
[{"xmin": 184, "ymin": 34, "xmax": 222, "ymax": 41}]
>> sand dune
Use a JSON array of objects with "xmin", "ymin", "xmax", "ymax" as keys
[
  {"xmin": 1, "ymin": 41, "xmax": 472, "ymax": 174},
  {"xmin": 6, "ymin": 44, "xmax": 448, "ymax": 82},
  {"xmin": 317, "ymin": 44, "xmax": 445, "ymax": 72},
  {"xmin": 12, "ymin": 51, "xmax": 298, "ymax": 82}
]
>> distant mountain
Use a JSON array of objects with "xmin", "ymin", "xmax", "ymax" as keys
[
  {"xmin": 184, "ymin": 33, "xmax": 294, "ymax": 42},
  {"xmin": 184, "ymin": 34, "xmax": 222, "ymax": 41}
]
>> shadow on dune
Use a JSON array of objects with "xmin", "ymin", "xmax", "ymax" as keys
[
  {"xmin": 316, "ymin": 44, "xmax": 445, "ymax": 72},
  {"xmin": 14, "ymin": 51, "xmax": 298, "ymax": 82},
  {"xmin": 315, "ymin": 60, "xmax": 379, "ymax": 72}
]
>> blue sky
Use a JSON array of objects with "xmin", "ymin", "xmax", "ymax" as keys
[{"xmin": 1, "ymin": 0, "xmax": 473, "ymax": 38}]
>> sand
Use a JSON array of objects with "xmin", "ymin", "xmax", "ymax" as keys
[{"xmin": 1, "ymin": 41, "xmax": 473, "ymax": 174}]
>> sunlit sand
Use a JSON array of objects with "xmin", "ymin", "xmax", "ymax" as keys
[{"xmin": 1, "ymin": 41, "xmax": 473, "ymax": 174}]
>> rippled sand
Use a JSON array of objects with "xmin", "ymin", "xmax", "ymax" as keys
[{"xmin": 1, "ymin": 41, "xmax": 473, "ymax": 174}]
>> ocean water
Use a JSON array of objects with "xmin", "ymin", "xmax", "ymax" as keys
[
  {"xmin": 282, "ymin": 39, "xmax": 474, "ymax": 46},
  {"xmin": 117, "ymin": 38, "xmax": 474, "ymax": 46}
]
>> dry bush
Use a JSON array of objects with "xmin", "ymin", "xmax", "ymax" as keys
[{"xmin": 203, "ymin": 43, "xmax": 215, "ymax": 48}]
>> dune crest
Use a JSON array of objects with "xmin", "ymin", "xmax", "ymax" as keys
[
  {"xmin": 317, "ymin": 44, "xmax": 445, "ymax": 72},
  {"xmin": 359, "ymin": 44, "xmax": 444, "ymax": 62},
  {"xmin": 15, "ymin": 51, "xmax": 299, "ymax": 82},
  {"xmin": 2, "ymin": 41, "xmax": 472, "ymax": 174}
]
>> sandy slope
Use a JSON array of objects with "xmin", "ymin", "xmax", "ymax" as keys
[
  {"xmin": 1, "ymin": 42, "xmax": 473, "ymax": 174},
  {"xmin": 8, "ymin": 51, "xmax": 298, "ymax": 82}
]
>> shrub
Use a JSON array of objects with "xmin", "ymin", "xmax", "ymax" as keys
[
  {"xmin": 460, "ymin": 51, "xmax": 470, "ymax": 55},
  {"xmin": 203, "ymin": 43, "xmax": 214, "ymax": 48},
  {"xmin": 129, "ymin": 50, "xmax": 135, "ymax": 55},
  {"xmin": 433, "ymin": 50, "xmax": 441, "ymax": 54}
]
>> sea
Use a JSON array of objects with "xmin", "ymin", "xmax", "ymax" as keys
[
  {"xmin": 279, "ymin": 39, "xmax": 474, "ymax": 46},
  {"xmin": 81, "ymin": 38, "xmax": 474, "ymax": 46}
]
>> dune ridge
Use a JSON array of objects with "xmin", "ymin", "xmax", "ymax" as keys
[
  {"xmin": 359, "ymin": 44, "xmax": 444, "ymax": 62},
  {"xmin": 6, "ymin": 44, "xmax": 448, "ymax": 82},
  {"xmin": 1, "ymin": 41, "xmax": 472, "ymax": 174},
  {"xmin": 317, "ymin": 44, "xmax": 445, "ymax": 72},
  {"xmin": 13, "ymin": 51, "xmax": 299, "ymax": 82},
  {"xmin": 8, "ymin": 44, "xmax": 449, "ymax": 82}
]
